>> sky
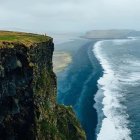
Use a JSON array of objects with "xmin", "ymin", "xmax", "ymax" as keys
[{"xmin": 0, "ymin": 0, "xmax": 140, "ymax": 33}]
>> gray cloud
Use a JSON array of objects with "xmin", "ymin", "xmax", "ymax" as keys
[{"xmin": 0, "ymin": 0, "xmax": 140, "ymax": 33}]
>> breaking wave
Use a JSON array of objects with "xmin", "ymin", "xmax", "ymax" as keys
[{"xmin": 93, "ymin": 40, "xmax": 133, "ymax": 140}]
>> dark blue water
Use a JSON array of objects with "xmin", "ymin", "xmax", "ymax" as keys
[
  {"xmin": 56, "ymin": 37, "xmax": 140, "ymax": 140},
  {"xmin": 56, "ymin": 39, "xmax": 103, "ymax": 140}
]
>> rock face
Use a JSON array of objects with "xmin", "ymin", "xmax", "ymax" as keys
[{"xmin": 0, "ymin": 32, "xmax": 86, "ymax": 140}]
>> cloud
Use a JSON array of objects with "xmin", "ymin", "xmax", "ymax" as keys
[{"xmin": 0, "ymin": 0, "xmax": 140, "ymax": 33}]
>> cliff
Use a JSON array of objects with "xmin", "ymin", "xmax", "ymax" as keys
[{"xmin": 0, "ymin": 31, "xmax": 86, "ymax": 140}]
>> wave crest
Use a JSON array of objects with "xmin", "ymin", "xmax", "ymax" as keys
[{"xmin": 93, "ymin": 40, "xmax": 132, "ymax": 140}]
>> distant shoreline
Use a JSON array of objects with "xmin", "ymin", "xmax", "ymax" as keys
[{"xmin": 82, "ymin": 29, "xmax": 140, "ymax": 39}]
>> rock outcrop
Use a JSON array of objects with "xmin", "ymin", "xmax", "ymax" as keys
[{"xmin": 0, "ymin": 31, "xmax": 86, "ymax": 140}]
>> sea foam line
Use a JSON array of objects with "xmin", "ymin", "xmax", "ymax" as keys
[{"xmin": 93, "ymin": 40, "xmax": 132, "ymax": 140}]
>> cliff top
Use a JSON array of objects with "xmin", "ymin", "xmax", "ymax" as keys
[{"xmin": 0, "ymin": 31, "xmax": 52, "ymax": 48}]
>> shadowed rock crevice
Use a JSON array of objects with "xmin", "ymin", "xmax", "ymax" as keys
[{"xmin": 0, "ymin": 44, "xmax": 35, "ymax": 140}]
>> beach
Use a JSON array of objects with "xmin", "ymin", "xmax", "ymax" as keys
[{"xmin": 53, "ymin": 51, "xmax": 72, "ymax": 73}]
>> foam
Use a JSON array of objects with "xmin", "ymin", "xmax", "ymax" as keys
[
  {"xmin": 93, "ymin": 40, "xmax": 132, "ymax": 140},
  {"xmin": 115, "ymin": 59, "xmax": 140, "ymax": 85},
  {"xmin": 127, "ymin": 36, "xmax": 138, "ymax": 40}
]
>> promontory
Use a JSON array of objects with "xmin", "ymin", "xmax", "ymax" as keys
[{"xmin": 0, "ymin": 31, "xmax": 86, "ymax": 140}]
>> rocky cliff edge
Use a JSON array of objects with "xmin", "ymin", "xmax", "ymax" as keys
[{"xmin": 0, "ymin": 31, "xmax": 86, "ymax": 140}]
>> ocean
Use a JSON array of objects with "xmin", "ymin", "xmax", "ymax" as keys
[
  {"xmin": 55, "ymin": 36, "xmax": 140, "ymax": 140},
  {"xmin": 56, "ymin": 39, "xmax": 102, "ymax": 140},
  {"xmin": 94, "ymin": 38, "xmax": 140, "ymax": 140}
]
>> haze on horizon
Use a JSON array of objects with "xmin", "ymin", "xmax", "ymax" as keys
[{"xmin": 0, "ymin": 0, "xmax": 140, "ymax": 34}]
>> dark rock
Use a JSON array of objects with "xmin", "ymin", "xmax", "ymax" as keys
[{"xmin": 0, "ymin": 33, "xmax": 86, "ymax": 140}]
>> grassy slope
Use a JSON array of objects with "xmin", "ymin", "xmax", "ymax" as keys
[{"xmin": 0, "ymin": 31, "xmax": 51, "ymax": 47}]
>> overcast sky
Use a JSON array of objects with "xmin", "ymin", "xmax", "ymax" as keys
[{"xmin": 0, "ymin": 0, "xmax": 140, "ymax": 33}]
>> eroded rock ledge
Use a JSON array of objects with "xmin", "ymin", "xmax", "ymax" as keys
[{"xmin": 0, "ymin": 31, "xmax": 86, "ymax": 140}]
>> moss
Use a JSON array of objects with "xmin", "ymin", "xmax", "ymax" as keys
[
  {"xmin": 56, "ymin": 105, "xmax": 86, "ymax": 140},
  {"xmin": 0, "ymin": 31, "xmax": 52, "ymax": 47},
  {"xmin": 40, "ymin": 120, "xmax": 58, "ymax": 136}
]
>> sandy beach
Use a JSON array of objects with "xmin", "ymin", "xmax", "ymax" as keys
[{"xmin": 53, "ymin": 51, "xmax": 72, "ymax": 73}]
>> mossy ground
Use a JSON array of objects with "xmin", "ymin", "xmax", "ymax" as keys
[{"xmin": 0, "ymin": 31, "xmax": 51, "ymax": 47}]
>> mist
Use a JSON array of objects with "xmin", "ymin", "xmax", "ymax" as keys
[{"xmin": 0, "ymin": 0, "xmax": 140, "ymax": 33}]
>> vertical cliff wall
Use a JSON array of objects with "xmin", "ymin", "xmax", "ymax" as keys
[{"xmin": 0, "ymin": 31, "xmax": 86, "ymax": 140}]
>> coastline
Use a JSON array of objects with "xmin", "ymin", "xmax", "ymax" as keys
[
  {"xmin": 53, "ymin": 34, "xmax": 140, "ymax": 140},
  {"xmin": 93, "ymin": 39, "xmax": 135, "ymax": 140},
  {"xmin": 56, "ymin": 39, "xmax": 103, "ymax": 140}
]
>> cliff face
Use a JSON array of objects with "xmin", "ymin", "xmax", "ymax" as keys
[{"xmin": 0, "ymin": 31, "xmax": 86, "ymax": 140}]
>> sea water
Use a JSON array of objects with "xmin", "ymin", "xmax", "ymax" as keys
[
  {"xmin": 56, "ymin": 39, "xmax": 102, "ymax": 140},
  {"xmin": 93, "ymin": 38, "xmax": 140, "ymax": 140}
]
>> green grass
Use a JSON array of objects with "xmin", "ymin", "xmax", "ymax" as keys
[{"xmin": 0, "ymin": 31, "xmax": 51, "ymax": 47}]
